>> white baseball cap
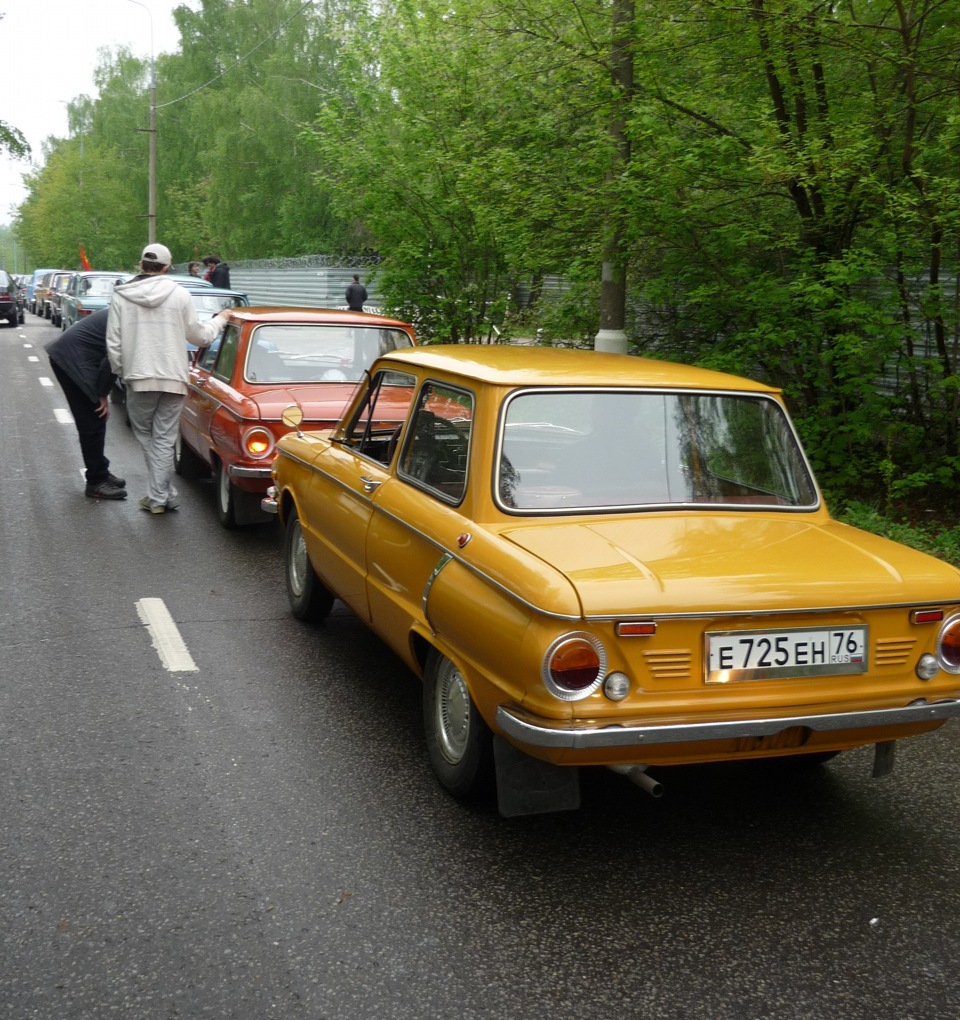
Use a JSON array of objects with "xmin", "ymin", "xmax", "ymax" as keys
[{"xmin": 140, "ymin": 243, "xmax": 172, "ymax": 266}]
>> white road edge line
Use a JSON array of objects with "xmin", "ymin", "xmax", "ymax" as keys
[{"xmin": 135, "ymin": 598, "xmax": 199, "ymax": 673}]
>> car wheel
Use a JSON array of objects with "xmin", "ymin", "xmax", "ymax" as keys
[
  {"xmin": 213, "ymin": 459, "xmax": 240, "ymax": 528},
  {"xmin": 423, "ymin": 649, "xmax": 494, "ymax": 800},
  {"xmin": 283, "ymin": 506, "xmax": 334, "ymax": 621},
  {"xmin": 173, "ymin": 428, "xmax": 206, "ymax": 480}
]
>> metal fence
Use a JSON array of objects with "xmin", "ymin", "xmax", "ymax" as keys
[{"xmin": 174, "ymin": 255, "xmax": 383, "ymax": 311}]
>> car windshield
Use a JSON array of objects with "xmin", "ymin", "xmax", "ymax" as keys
[
  {"xmin": 244, "ymin": 324, "xmax": 413, "ymax": 384},
  {"xmin": 192, "ymin": 293, "xmax": 247, "ymax": 314},
  {"xmin": 497, "ymin": 389, "xmax": 818, "ymax": 513},
  {"xmin": 82, "ymin": 277, "xmax": 119, "ymax": 296}
]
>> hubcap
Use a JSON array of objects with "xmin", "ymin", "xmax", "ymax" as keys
[
  {"xmin": 289, "ymin": 521, "xmax": 307, "ymax": 596},
  {"xmin": 218, "ymin": 464, "xmax": 230, "ymax": 512},
  {"xmin": 436, "ymin": 661, "xmax": 471, "ymax": 764}
]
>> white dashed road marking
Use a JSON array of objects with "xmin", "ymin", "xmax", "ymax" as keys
[
  {"xmin": 38, "ymin": 377, "xmax": 53, "ymax": 387},
  {"xmin": 135, "ymin": 598, "xmax": 199, "ymax": 674},
  {"xmin": 27, "ymin": 356, "xmax": 38, "ymax": 362},
  {"xmin": 54, "ymin": 408, "xmax": 74, "ymax": 424}
]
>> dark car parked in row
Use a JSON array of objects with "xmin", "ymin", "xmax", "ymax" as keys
[{"xmin": 0, "ymin": 270, "xmax": 23, "ymax": 327}]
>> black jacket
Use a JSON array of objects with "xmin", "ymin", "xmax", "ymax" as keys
[
  {"xmin": 208, "ymin": 262, "xmax": 231, "ymax": 289},
  {"xmin": 345, "ymin": 282, "xmax": 367, "ymax": 311},
  {"xmin": 45, "ymin": 308, "xmax": 115, "ymax": 404}
]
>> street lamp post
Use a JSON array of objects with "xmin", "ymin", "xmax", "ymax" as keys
[{"xmin": 126, "ymin": 0, "xmax": 156, "ymax": 244}]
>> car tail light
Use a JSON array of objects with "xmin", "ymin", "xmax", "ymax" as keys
[
  {"xmin": 541, "ymin": 632, "xmax": 607, "ymax": 701},
  {"xmin": 242, "ymin": 426, "xmax": 275, "ymax": 460},
  {"xmin": 936, "ymin": 614, "xmax": 960, "ymax": 673}
]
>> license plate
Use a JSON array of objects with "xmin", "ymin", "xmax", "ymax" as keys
[{"xmin": 705, "ymin": 625, "xmax": 868, "ymax": 684}]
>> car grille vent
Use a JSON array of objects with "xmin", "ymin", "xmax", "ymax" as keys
[
  {"xmin": 643, "ymin": 649, "xmax": 693, "ymax": 681},
  {"xmin": 874, "ymin": 637, "xmax": 916, "ymax": 667}
]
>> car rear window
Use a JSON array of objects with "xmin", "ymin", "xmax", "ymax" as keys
[{"xmin": 498, "ymin": 389, "xmax": 818, "ymax": 513}]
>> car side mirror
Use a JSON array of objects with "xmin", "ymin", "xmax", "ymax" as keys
[{"xmin": 282, "ymin": 405, "xmax": 304, "ymax": 437}]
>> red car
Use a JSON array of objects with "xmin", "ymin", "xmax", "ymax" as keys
[{"xmin": 175, "ymin": 306, "xmax": 416, "ymax": 527}]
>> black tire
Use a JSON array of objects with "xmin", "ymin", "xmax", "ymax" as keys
[
  {"xmin": 213, "ymin": 459, "xmax": 239, "ymax": 529},
  {"xmin": 283, "ymin": 507, "xmax": 334, "ymax": 621},
  {"xmin": 174, "ymin": 428, "xmax": 206, "ymax": 480},
  {"xmin": 423, "ymin": 649, "xmax": 493, "ymax": 800}
]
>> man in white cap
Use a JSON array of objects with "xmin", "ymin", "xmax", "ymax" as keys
[{"xmin": 107, "ymin": 243, "xmax": 229, "ymax": 515}]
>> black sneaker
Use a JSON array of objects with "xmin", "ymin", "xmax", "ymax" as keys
[
  {"xmin": 85, "ymin": 480, "xmax": 127, "ymax": 500},
  {"xmin": 107, "ymin": 472, "xmax": 127, "ymax": 488}
]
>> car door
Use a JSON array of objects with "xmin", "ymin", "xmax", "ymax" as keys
[
  {"xmin": 300, "ymin": 367, "xmax": 417, "ymax": 621},
  {"xmin": 61, "ymin": 276, "xmax": 79, "ymax": 328},
  {"xmin": 363, "ymin": 380, "xmax": 475, "ymax": 647},
  {"xmin": 182, "ymin": 326, "xmax": 238, "ymax": 465}
]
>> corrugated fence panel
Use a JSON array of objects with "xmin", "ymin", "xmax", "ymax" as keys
[{"xmin": 229, "ymin": 266, "xmax": 382, "ymax": 311}]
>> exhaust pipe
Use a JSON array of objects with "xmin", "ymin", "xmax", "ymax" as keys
[{"xmin": 608, "ymin": 764, "xmax": 664, "ymax": 798}]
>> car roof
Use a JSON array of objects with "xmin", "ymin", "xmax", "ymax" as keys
[
  {"xmin": 226, "ymin": 306, "xmax": 414, "ymax": 329},
  {"xmin": 375, "ymin": 344, "xmax": 780, "ymax": 393}
]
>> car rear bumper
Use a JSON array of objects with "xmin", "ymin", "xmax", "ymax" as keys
[
  {"xmin": 229, "ymin": 464, "xmax": 272, "ymax": 479},
  {"xmin": 496, "ymin": 698, "xmax": 960, "ymax": 750}
]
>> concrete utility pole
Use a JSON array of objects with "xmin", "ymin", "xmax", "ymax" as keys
[
  {"xmin": 594, "ymin": 0, "xmax": 634, "ymax": 355},
  {"xmin": 127, "ymin": 0, "xmax": 156, "ymax": 243}
]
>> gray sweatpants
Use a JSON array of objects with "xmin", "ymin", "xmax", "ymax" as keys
[{"xmin": 126, "ymin": 391, "xmax": 184, "ymax": 509}]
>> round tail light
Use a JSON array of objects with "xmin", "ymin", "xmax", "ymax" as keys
[
  {"xmin": 242, "ymin": 426, "xmax": 275, "ymax": 460},
  {"xmin": 541, "ymin": 633, "xmax": 607, "ymax": 701},
  {"xmin": 937, "ymin": 614, "xmax": 960, "ymax": 673}
]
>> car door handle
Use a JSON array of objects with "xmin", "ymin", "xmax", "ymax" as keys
[{"xmin": 360, "ymin": 476, "xmax": 382, "ymax": 493}]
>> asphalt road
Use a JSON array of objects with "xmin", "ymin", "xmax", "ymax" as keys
[{"xmin": 2, "ymin": 313, "xmax": 960, "ymax": 1019}]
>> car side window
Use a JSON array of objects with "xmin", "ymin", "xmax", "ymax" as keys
[
  {"xmin": 211, "ymin": 325, "xmax": 241, "ymax": 380},
  {"xmin": 398, "ymin": 383, "xmax": 473, "ymax": 503},
  {"xmin": 342, "ymin": 369, "xmax": 417, "ymax": 464}
]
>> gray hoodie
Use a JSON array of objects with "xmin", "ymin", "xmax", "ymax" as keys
[{"xmin": 106, "ymin": 274, "xmax": 222, "ymax": 394}]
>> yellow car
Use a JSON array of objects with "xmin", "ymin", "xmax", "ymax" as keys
[{"xmin": 265, "ymin": 345, "xmax": 960, "ymax": 816}]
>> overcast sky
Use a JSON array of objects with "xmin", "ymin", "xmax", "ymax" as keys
[{"xmin": 0, "ymin": 0, "xmax": 194, "ymax": 227}]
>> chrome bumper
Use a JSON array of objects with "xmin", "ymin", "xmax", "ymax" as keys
[
  {"xmin": 496, "ymin": 698, "xmax": 960, "ymax": 750},
  {"xmin": 261, "ymin": 486, "xmax": 278, "ymax": 515},
  {"xmin": 229, "ymin": 464, "xmax": 273, "ymax": 479}
]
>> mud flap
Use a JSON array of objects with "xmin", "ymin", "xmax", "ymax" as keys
[
  {"xmin": 872, "ymin": 740, "xmax": 896, "ymax": 778},
  {"xmin": 494, "ymin": 735, "xmax": 580, "ymax": 817}
]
